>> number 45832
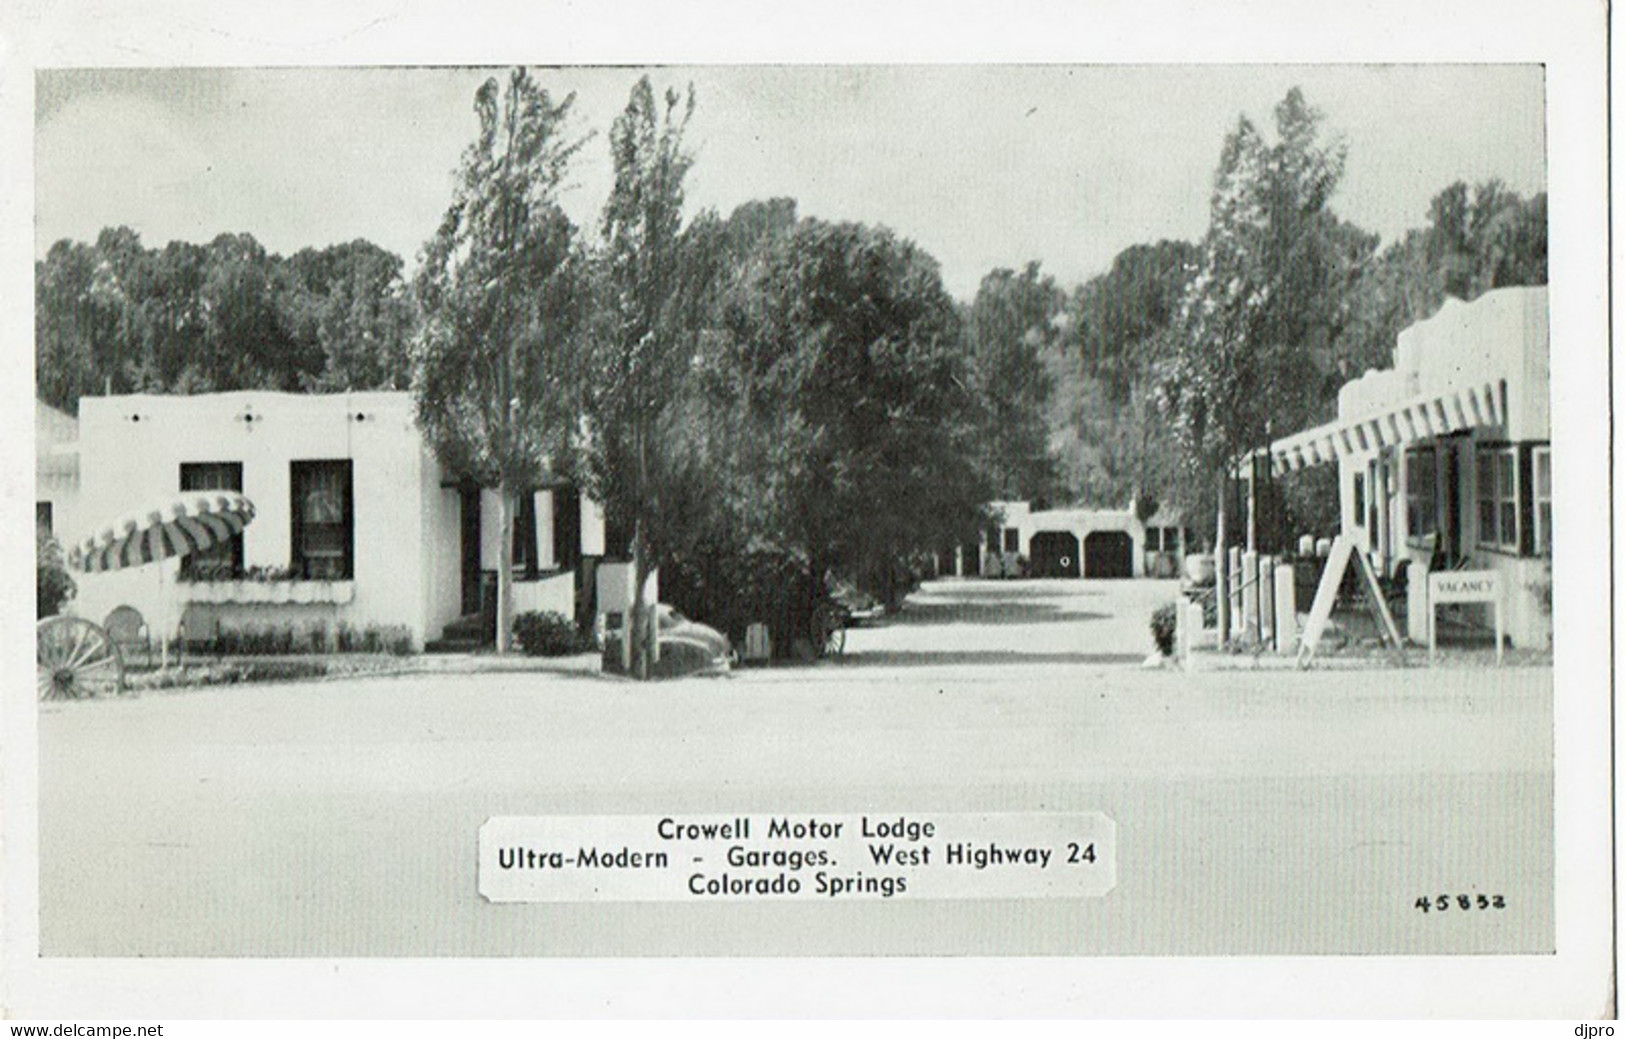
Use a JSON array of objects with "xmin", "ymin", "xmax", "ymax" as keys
[{"xmin": 1415, "ymin": 894, "xmax": 1506, "ymax": 912}]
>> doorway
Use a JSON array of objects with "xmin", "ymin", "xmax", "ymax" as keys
[
  {"xmin": 1083, "ymin": 530, "xmax": 1134, "ymax": 578},
  {"xmin": 1029, "ymin": 531, "xmax": 1081, "ymax": 578}
]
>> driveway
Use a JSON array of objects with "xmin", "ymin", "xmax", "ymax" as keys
[
  {"xmin": 36, "ymin": 576, "xmax": 1552, "ymax": 959},
  {"xmin": 832, "ymin": 576, "xmax": 1172, "ymax": 668}
]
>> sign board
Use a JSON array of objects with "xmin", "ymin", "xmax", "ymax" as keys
[
  {"xmin": 1427, "ymin": 569, "xmax": 1502, "ymax": 665},
  {"xmin": 1295, "ymin": 536, "xmax": 1404, "ymax": 666}
]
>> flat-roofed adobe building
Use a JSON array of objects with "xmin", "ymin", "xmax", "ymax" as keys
[
  {"xmin": 1267, "ymin": 286, "xmax": 1551, "ymax": 650},
  {"xmin": 48, "ymin": 390, "xmax": 605, "ymax": 651},
  {"xmin": 944, "ymin": 500, "xmax": 1189, "ymax": 580}
]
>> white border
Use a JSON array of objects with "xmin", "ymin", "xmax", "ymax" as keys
[{"xmin": 1, "ymin": 0, "xmax": 1611, "ymax": 1019}]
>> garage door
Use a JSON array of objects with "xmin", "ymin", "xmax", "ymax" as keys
[
  {"xmin": 1029, "ymin": 531, "xmax": 1080, "ymax": 578},
  {"xmin": 1083, "ymin": 531, "xmax": 1133, "ymax": 578}
]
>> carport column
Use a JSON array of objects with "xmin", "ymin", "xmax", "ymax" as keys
[
  {"xmin": 1407, "ymin": 558, "xmax": 1431, "ymax": 644},
  {"xmin": 1241, "ymin": 551, "xmax": 1259, "ymax": 644},
  {"xmin": 1228, "ymin": 547, "xmax": 1243, "ymax": 637},
  {"xmin": 1259, "ymin": 554, "xmax": 1275, "ymax": 649},
  {"xmin": 1273, "ymin": 563, "xmax": 1298, "ymax": 655}
]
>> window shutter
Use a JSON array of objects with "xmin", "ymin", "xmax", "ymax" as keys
[{"xmin": 1518, "ymin": 445, "xmax": 1534, "ymax": 557}]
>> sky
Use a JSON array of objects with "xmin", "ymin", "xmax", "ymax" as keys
[{"xmin": 34, "ymin": 64, "xmax": 1545, "ymax": 301}]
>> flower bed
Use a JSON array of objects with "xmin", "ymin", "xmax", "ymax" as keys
[
  {"xmin": 125, "ymin": 653, "xmax": 417, "ymax": 693},
  {"xmin": 181, "ymin": 580, "xmax": 355, "ymax": 605}
]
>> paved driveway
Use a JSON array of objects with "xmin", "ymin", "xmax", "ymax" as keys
[
  {"xmin": 36, "ymin": 576, "xmax": 1552, "ymax": 959},
  {"xmin": 832, "ymin": 576, "xmax": 1172, "ymax": 667}
]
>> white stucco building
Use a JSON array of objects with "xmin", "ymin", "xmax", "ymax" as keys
[
  {"xmin": 1268, "ymin": 286, "xmax": 1551, "ymax": 649},
  {"xmin": 39, "ymin": 391, "xmax": 605, "ymax": 651},
  {"xmin": 35, "ymin": 400, "xmax": 79, "ymax": 541}
]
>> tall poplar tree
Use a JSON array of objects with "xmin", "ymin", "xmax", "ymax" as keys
[
  {"xmin": 579, "ymin": 76, "xmax": 710, "ymax": 679},
  {"xmin": 413, "ymin": 69, "xmax": 588, "ymax": 652}
]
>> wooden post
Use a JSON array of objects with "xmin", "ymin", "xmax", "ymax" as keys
[
  {"xmin": 1241, "ymin": 550, "xmax": 1259, "ymax": 644},
  {"xmin": 1228, "ymin": 546, "xmax": 1243, "ymax": 636},
  {"xmin": 1274, "ymin": 563, "xmax": 1297, "ymax": 655},
  {"xmin": 1259, "ymin": 554, "xmax": 1275, "ymax": 648},
  {"xmin": 1246, "ymin": 453, "xmax": 1258, "ymax": 553}
]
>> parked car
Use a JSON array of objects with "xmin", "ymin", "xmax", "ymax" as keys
[
  {"xmin": 830, "ymin": 582, "xmax": 885, "ymax": 626},
  {"xmin": 602, "ymin": 604, "xmax": 733, "ymax": 678}
]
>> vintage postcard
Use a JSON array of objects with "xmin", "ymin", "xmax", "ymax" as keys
[{"xmin": 0, "ymin": 0, "xmax": 1611, "ymax": 1021}]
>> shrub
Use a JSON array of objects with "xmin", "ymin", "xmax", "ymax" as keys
[
  {"xmin": 514, "ymin": 611, "xmax": 582, "ymax": 657},
  {"xmin": 36, "ymin": 529, "xmax": 75, "ymax": 618},
  {"xmin": 1150, "ymin": 602, "xmax": 1179, "ymax": 657}
]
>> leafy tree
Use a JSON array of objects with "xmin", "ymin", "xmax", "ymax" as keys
[
  {"xmin": 727, "ymin": 217, "xmax": 989, "ymax": 613},
  {"xmin": 578, "ymin": 76, "xmax": 706, "ymax": 678},
  {"xmin": 1156, "ymin": 87, "xmax": 1357, "ymax": 554},
  {"xmin": 37, "ymin": 228, "xmax": 417, "ymax": 413},
  {"xmin": 413, "ymin": 68, "xmax": 589, "ymax": 652},
  {"xmin": 37, "ymin": 528, "xmax": 76, "ymax": 619},
  {"xmin": 200, "ymin": 232, "xmax": 309, "ymax": 390},
  {"xmin": 1058, "ymin": 240, "xmax": 1197, "ymax": 507},
  {"xmin": 966, "ymin": 262, "xmax": 1062, "ymax": 502},
  {"xmin": 137, "ymin": 240, "xmax": 211, "ymax": 391},
  {"xmin": 289, "ymin": 241, "xmax": 415, "ymax": 391}
]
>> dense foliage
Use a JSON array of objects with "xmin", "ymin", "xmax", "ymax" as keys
[
  {"xmin": 513, "ymin": 611, "xmax": 587, "ymax": 656},
  {"xmin": 36, "ymin": 528, "xmax": 76, "ymax": 619},
  {"xmin": 36, "ymin": 230, "xmax": 413, "ymax": 413},
  {"xmin": 966, "ymin": 263, "xmax": 1063, "ymax": 504}
]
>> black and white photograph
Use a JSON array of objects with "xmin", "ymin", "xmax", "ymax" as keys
[{"xmin": 1, "ymin": 0, "xmax": 1612, "ymax": 1022}]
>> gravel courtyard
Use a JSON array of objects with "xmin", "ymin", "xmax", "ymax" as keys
[{"xmin": 38, "ymin": 578, "xmax": 1552, "ymax": 956}]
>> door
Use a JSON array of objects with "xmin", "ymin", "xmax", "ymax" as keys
[
  {"xmin": 459, "ymin": 486, "xmax": 482, "ymax": 617},
  {"xmin": 960, "ymin": 540, "xmax": 981, "ymax": 577},
  {"xmin": 1083, "ymin": 530, "xmax": 1133, "ymax": 578},
  {"xmin": 1443, "ymin": 441, "xmax": 1463, "ymax": 564},
  {"xmin": 1029, "ymin": 531, "xmax": 1080, "ymax": 578}
]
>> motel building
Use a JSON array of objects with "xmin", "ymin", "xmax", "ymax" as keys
[
  {"xmin": 35, "ymin": 390, "xmax": 608, "ymax": 652},
  {"xmin": 1265, "ymin": 286, "xmax": 1552, "ymax": 651},
  {"xmin": 941, "ymin": 500, "xmax": 1190, "ymax": 580}
]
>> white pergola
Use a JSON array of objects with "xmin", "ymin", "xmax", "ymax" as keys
[{"xmin": 1265, "ymin": 378, "xmax": 1506, "ymax": 474}]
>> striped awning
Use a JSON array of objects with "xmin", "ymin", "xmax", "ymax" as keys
[
  {"xmin": 1267, "ymin": 379, "xmax": 1505, "ymax": 475},
  {"xmin": 68, "ymin": 491, "xmax": 256, "ymax": 573}
]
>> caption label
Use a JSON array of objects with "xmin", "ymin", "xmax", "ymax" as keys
[{"xmin": 479, "ymin": 812, "xmax": 1116, "ymax": 902}]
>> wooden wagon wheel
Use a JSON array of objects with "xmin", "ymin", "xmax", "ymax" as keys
[{"xmin": 37, "ymin": 616, "xmax": 125, "ymax": 700}]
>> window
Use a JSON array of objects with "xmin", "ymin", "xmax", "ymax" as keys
[
  {"xmin": 1145, "ymin": 527, "xmax": 1162, "ymax": 552},
  {"xmin": 291, "ymin": 460, "xmax": 353, "ymax": 579},
  {"xmin": 1352, "ymin": 472, "xmax": 1366, "ymax": 527},
  {"xmin": 553, "ymin": 485, "xmax": 581, "ymax": 568},
  {"xmin": 1533, "ymin": 446, "xmax": 1551, "ymax": 555},
  {"xmin": 1163, "ymin": 527, "xmax": 1182, "ymax": 554},
  {"xmin": 180, "ymin": 462, "xmax": 244, "ymax": 578},
  {"xmin": 36, "ymin": 502, "xmax": 52, "ymax": 536},
  {"xmin": 1367, "ymin": 461, "xmax": 1380, "ymax": 536},
  {"xmin": 1002, "ymin": 527, "xmax": 1020, "ymax": 553},
  {"xmin": 1475, "ymin": 446, "xmax": 1519, "ymax": 551},
  {"xmin": 513, "ymin": 492, "xmax": 539, "ymax": 580},
  {"xmin": 1406, "ymin": 447, "xmax": 1438, "ymax": 541}
]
